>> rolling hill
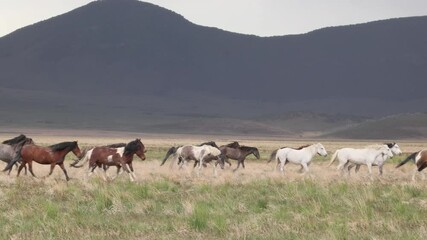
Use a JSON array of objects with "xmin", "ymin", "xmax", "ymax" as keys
[{"xmin": 0, "ymin": 0, "xmax": 426, "ymax": 138}]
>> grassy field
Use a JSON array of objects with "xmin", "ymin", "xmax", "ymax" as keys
[{"xmin": 0, "ymin": 131, "xmax": 426, "ymax": 239}]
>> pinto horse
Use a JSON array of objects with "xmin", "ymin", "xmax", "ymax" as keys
[
  {"xmin": 70, "ymin": 139, "xmax": 146, "ymax": 181},
  {"xmin": 0, "ymin": 134, "xmax": 34, "ymax": 174},
  {"xmin": 396, "ymin": 149, "xmax": 427, "ymax": 181},
  {"xmin": 219, "ymin": 142, "xmax": 260, "ymax": 172},
  {"xmin": 161, "ymin": 142, "xmax": 223, "ymax": 176},
  {"xmin": 3, "ymin": 141, "xmax": 82, "ymax": 181}
]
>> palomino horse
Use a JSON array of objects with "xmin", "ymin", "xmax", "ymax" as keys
[
  {"xmin": 269, "ymin": 143, "xmax": 328, "ymax": 175},
  {"xmin": 0, "ymin": 134, "xmax": 34, "ymax": 174},
  {"xmin": 328, "ymin": 145, "xmax": 393, "ymax": 177},
  {"xmin": 346, "ymin": 143, "xmax": 402, "ymax": 175},
  {"xmin": 3, "ymin": 141, "xmax": 82, "ymax": 181},
  {"xmin": 396, "ymin": 149, "xmax": 427, "ymax": 181},
  {"xmin": 161, "ymin": 142, "xmax": 223, "ymax": 176},
  {"xmin": 219, "ymin": 142, "xmax": 260, "ymax": 172},
  {"xmin": 70, "ymin": 139, "xmax": 146, "ymax": 181}
]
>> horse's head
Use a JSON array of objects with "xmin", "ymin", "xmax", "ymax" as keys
[
  {"xmin": 382, "ymin": 146, "xmax": 393, "ymax": 158},
  {"xmin": 24, "ymin": 138, "xmax": 35, "ymax": 145},
  {"xmin": 387, "ymin": 142, "xmax": 402, "ymax": 156},
  {"xmin": 217, "ymin": 154, "xmax": 225, "ymax": 169},
  {"xmin": 252, "ymin": 148, "xmax": 260, "ymax": 159},
  {"xmin": 126, "ymin": 138, "xmax": 146, "ymax": 161},
  {"xmin": 316, "ymin": 143, "xmax": 328, "ymax": 157},
  {"xmin": 71, "ymin": 141, "xmax": 83, "ymax": 158}
]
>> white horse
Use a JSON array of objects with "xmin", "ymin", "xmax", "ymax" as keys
[
  {"xmin": 347, "ymin": 143, "xmax": 402, "ymax": 175},
  {"xmin": 396, "ymin": 149, "xmax": 427, "ymax": 181},
  {"xmin": 161, "ymin": 144, "xmax": 223, "ymax": 176},
  {"xmin": 269, "ymin": 143, "xmax": 328, "ymax": 175},
  {"xmin": 329, "ymin": 145, "xmax": 393, "ymax": 177}
]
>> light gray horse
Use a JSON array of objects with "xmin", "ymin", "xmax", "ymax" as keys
[{"xmin": 0, "ymin": 134, "xmax": 34, "ymax": 174}]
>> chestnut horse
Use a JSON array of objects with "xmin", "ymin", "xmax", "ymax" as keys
[
  {"xmin": 3, "ymin": 141, "xmax": 82, "ymax": 181},
  {"xmin": 70, "ymin": 139, "xmax": 146, "ymax": 181}
]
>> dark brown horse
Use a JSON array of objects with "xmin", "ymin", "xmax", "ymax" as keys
[
  {"xmin": 3, "ymin": 141, "xmax": 82, "ymax": 181},
  {"xmin": 219, "ymin": 142, "xmax": 260, "ymax": 171},
  {"xmin": 70, "ymin": 139, "xmax": 146, "ymax": 181}
]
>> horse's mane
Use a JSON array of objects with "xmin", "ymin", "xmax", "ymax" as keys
[
  {"xmin": 2, "ymin": 134, "xmax": 27, "ymax": 145},
  {"xmin": 199, "ymin": 141, "xmax": 219, "ymax": 148},
  {"xmin": 105, "ymin": 143, "xmax": 127, "ymax": 148},
  {"xmin": 364, "ymin": 144, "xmax": 388, "ymax": 150},
  {"xmin": 279, "ymin": 144, "xmax": 311, "ymax": 150},
  {"xmin": 225, "ymin": 142, "xmax": 240, "ymax": 148},
  {"xmin": 49, "ymin": 141, "xmax": 77, "ymax": 152},
  {"xmin": 295, "ymin": 144, "xmax": 311, "ymax": 150},
  {"xmin": 384, "ymin": 142, "xmax": 396, "ymax": 148},
  {"xmin": 239, "ymin": 146, "xmax": 257, "ymax": 151},
  {"xmin": 124, "ymin": 139, "xmax": 144, "ymax": 155}
]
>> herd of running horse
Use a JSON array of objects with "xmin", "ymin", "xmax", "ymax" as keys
[{"xmin": 0, "ymin": 134, "xmax": 427, "ymax": 182}]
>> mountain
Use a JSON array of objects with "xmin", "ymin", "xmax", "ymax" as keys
[
  {"xmin": 0, "ymin": 0, "xmax": 426, "ymax": 137},
  {"xmin": 323, "ymin": 112, "xmax": 427, "ymax": 139}
]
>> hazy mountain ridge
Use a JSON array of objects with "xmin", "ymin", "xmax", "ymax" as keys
[{"xmin": 0, "ymin": 0, "xmax": 426, "ymax": 138}]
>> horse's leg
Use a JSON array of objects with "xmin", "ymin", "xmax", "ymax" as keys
[
  {"xmin": 241, "ymin": 160, "xmax": 246, "ymax": 169},
  {"xmin": 48, "ymin": 163, "xmax": 56, "ymax": 177},
  {"xmin": 128, "ymin": 162, "xmax": 137, "ymax": 180},
  {"xmin": 355, "ymin": 164, "xmax": 361, "ymax": 173},
  {"xmin": 17, "ymin": 162, "xmax": 26, "ymax": 177},
  {"xmin": 378, "ymin": 163, "xmax": 384, "ymax": 176},
  {"xmin": 279, "ymin": 159, "xmax": 286, "ymax": 174},
  {"xmin": 14, "ymin": 162, "xmax": 27, "ymax": 175},
  {"xmin": 197, "ymin": 158, "xmax": 205, "ymax": 177},
  {"xmin": 178, "ymin": 157, "xmax": 185, "ymax": 170},
  {"xmin": 225, "ymin": 158, "xmax": 232, "ymax": 167},
  {"xmin": 121, "ymin": 163, "xmax": 134, "ymax": 182},
  {"xmin": 100, "ymin": 166, "xmax": 108, "ymax": 182},
  {"xmin": 8, "ymin": 162, "xmax": 18, "ymax": 175},
  {"xmin": 337, "ymin": 160, "xmax": 347, "ymax": 177},
  {"xmin": 88, "ymin": 164, "xmax": 97, "ymax": 177},
  {"xmin": 28, "ymin": 161, "xmax": 37, "ymax": 178},
  {"xmin": 366, "ymin": 163, "xmax": 373, "ymax": 180},
  {"xmin": 301, "ymin": 162, "xmax": 310, "ymax": 178},
  {"xmin": 344, "ymin": 162, "xmax": 352, "ymax": 177},
  {"xmin": 58, "ymin": 163, "xmax": 70, "ymax": 181},
  {"xmin": 212, "ymin": 163, "xmax": 218, "ymax": 177},
  {"xmin": 233, "ymin": 161, "xmax": 241, "ymax": 172},
  {"xmin": 112, "ymin": 165, "xmax": 122, "ymax": 180},
  {"xmin": 422, "ymin": 171, "xmax": 426, "ymax": 181}
]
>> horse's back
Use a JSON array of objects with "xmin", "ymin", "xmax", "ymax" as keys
[{"xmin": 91, "ymin": 146, "xmax": 121, "ymax": 161}]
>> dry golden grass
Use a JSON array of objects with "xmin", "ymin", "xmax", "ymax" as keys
[{"xmin": 1, "ymin": 129, "xmax": 427, "ymax": 239}]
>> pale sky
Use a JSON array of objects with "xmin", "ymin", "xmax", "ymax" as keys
[{"xmin": 1, "ymin": 0, "xmax": 427, "ymax": 37}]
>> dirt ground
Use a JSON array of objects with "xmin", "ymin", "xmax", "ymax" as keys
[{"xmin": 0, "ymin": 128, "xmax": 426, "ymax": 186}]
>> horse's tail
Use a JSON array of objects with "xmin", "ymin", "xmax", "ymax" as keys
[
  {"xmin": 160, "ymin": 146, "xmax": 178, "ymax": 166},
  {"xmin": 328, "ymin": 150, "xmax": 339, "ymax": 167},
  {"xmin": 3, "ymin": 144, "xmax": 23, "ymax": 172},
  {"xmin": 396, "ymin": 152, "xmax": 418, "ymax": 168},
  {"xmin": 268, "ymin": 149, "xmax": 278, "ymax": 163},
  {"xmin": 70, "ymin": 148, "xmax": 92, "ymax": 168}
]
